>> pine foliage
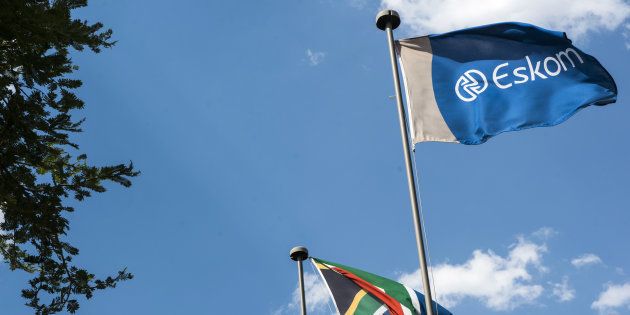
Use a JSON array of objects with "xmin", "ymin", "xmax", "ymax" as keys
[{"xmin": 0, "ymin": 1, "xmax": 138, "ymax": 313}]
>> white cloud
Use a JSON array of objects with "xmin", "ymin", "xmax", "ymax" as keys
[
  {"xmin": 0, "ymin": 203, "xmax": 5, "ymax": 233},
  {"xmin": 532, "ymin": 227, "xmax": 557, "ymax": 240},
  {"xmin": 306, "ymin": 49, "xmax": 326, "ymax": 66},
  {"xmin": 348, "ymin": 0, "xmax": 369, "ymax": 10},
  {"xmin": 398, "ymin": 236, "xmax": 547, "ymax": 311},
  {"xmin": 592, "ymin": 283, "xmax": 630, "ymax": 315},
  {"xmin": 571, "ymin": 253, "xmax": 603, "ymax": 268},
  {"xmin": 551, "ymin": 276, "xmax": 575, "ymax": 302},
  {"xmin": 275, "ymin": 271, "xmax": 334, "ymax": 315},
  {"xmin": 380, "ymin": 0, "xmax": 630, "ymax": 44}
]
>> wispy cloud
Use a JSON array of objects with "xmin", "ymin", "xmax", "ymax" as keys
[
  {"xmin": 398, "ymin": 233, "xmax": 548, "ymax": 311},
  {"xmin": 551, "ymin": 276, "xmax": 575, "ymax": 302},
  {"xmin": 274, "ymin": 271, "xmax": 333, "ymax": 315},
  {"xmin": 592, "ymin": 282, "xmax": 630, "ymax": 314},
  {"xmin": 306, "ymin": 49, "xmax": 326, "ymax": 66},
  {"xmin": 380, "ymin": 0, "xmax": 630, "ymax": 45},
  {"xmin": 0, "ymin": 203, "xmax": 5, "ymax": 234},
  {"xmin": 348, "ymin": 0, "xmax": 368, "ymax": 10},
  {"xmin": 571, "ymin": 253, "xmax": 603, "ymax": 268},
  {"xmin": 532, "ymin": 227, "xmax": 558, "ymax": 240}
]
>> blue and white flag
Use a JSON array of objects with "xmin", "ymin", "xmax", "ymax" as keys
[{"xmin": 396, "ymin": 22, "xmax": 618, "ymax": 145}]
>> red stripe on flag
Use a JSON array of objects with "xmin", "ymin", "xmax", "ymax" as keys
[{"xmin": 330, "ymin": 266, "xmax": 405, "ymax": 315}]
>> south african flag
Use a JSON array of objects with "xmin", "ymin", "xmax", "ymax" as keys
[{"xmin": 312, "ymin": 258, "xmax": 452, "ymax": 315}]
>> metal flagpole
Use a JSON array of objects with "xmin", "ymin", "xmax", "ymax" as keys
[
  {"xmin": 290, "ymin": 246, "xmax": 309, "ymax": 315},
  {"xmin": 376, "ymin": 10, "xmax": 436, "ymax": 315}
]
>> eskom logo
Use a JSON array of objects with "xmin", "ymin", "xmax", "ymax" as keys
[
  {"xmin": 455, "ymin": 69, "xmax": 488, "ymax": 102},
  {"xmin": 454, "ymin": 48, "xmax": 584, "ymax": 103}
]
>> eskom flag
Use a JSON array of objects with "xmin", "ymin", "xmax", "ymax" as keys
[
  {"xmin": 312, "ymin": 258, "xmax": 452, "ymax": 315},
  {"xmin": 396, "ymin": 22, "xmax": 618, "ymax": 145}
]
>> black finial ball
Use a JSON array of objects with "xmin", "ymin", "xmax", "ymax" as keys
[
  {"xmin": 376, "ymin": 9, "xmax": 401, "ymax": 30},
  {"xmin": 290, "ymin": 246, "xmax": 309, "ymax": 261}
]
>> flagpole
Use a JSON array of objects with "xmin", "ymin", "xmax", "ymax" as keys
[
  {"xmin": 290, "ymin": 246, "xmax": 309, "ymax": 315},
  {"xmin": 376, "ymin": 10, "xmax": 436, "ymax": 315}
]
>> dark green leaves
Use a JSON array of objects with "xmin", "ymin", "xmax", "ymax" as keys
[{"xmin": 0, "ymin": 0, "xmax": 137, "ymax": 313}]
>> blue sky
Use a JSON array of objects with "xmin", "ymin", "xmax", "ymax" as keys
[{"xmin": 1, "ymin": 1, "xmax": 629, "ymax": 314}]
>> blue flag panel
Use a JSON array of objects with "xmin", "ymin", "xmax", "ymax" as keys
[{"xmin": 396, "ymin": 22, "xmax": 618, "ymax": 145}]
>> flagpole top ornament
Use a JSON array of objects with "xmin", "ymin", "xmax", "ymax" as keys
[
  {"xmin": 290, "ymin": 246, "xmax": 309, "ymax": 261},
  {"xmin": 376, "ymin": 9, "xmax": 400, "ymax": 30}
]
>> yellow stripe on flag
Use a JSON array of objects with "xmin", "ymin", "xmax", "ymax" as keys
[
  {"xmin": 345, "ymin": 290, "xmax": 367, "ymax": 315},
  {"xmin": 314, "ymin": 262, "xmax": 328, "ymax": 270}
]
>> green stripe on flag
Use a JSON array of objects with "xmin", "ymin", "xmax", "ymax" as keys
[{"xmin": 355, "ymin": 294, "xmax": 384, "ymax": 314}]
